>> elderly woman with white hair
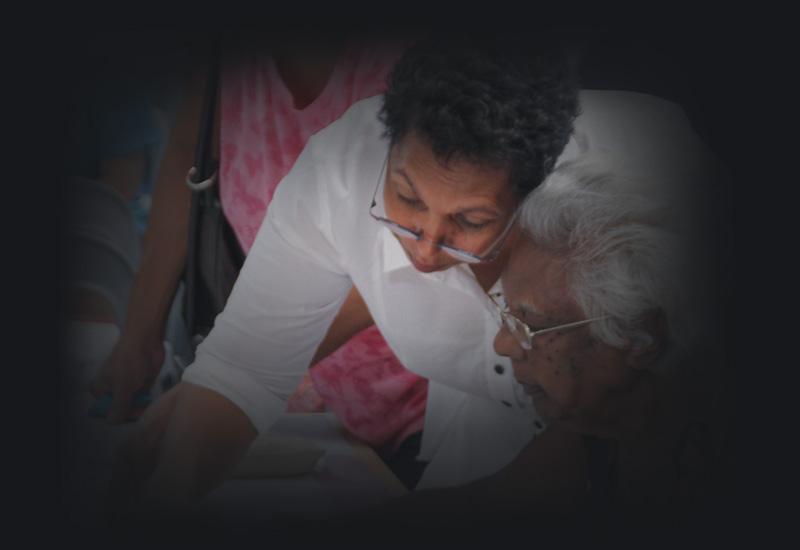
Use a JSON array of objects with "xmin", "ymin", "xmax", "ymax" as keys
[{"xmin": 375, "ymin": 154, "xmax": 721, "ymax": 527}]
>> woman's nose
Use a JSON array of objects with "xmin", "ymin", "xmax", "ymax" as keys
[
  {"xmin": 413, "ymin": 214, "xmax": 450, "ymax": 259},
  {"xmin": 493, "ymin": 324, "xmax": 525, "ymax": 361},
  {"xmin": 415, "ymin": 237, "xmax": 440, "ymax": 260}
]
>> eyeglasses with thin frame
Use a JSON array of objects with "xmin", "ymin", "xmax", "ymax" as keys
[
  {"xmin": 369, "ymin": 153, "xmax": 519, "ymax": 264},
  {"xmin": 488, "ymin": 291, "xmax": 609, "ymax": 350}
]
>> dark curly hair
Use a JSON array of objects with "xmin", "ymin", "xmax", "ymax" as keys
[{"xmin": 380, "ymin": 34, "xmax": 580, "ymax": 198}]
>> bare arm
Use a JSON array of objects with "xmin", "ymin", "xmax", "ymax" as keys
[
  {"xmin": 109, "ymin": 381, "xmax": 256, "ymax": 520},
  {"xmin": 143, "ymin": 383, "xmax": 257, "ymax": 503},
  {"xmin": 124, "ymin": 70, "xmax": 206, "ymax": 350},
  {"xmin": 111, "ymin": 287, "xmax": 371, "ymax": 517},
  {"xmin": 286, "ymin": 286, "xmax": 374, "ymax": 412},
  {"xmin": 311, "ymin": 285, "xmax": 374, "ymax": 366},
  {"xmin": 92, "ymin": 68, "xmax": 215, "ymax": 423}
]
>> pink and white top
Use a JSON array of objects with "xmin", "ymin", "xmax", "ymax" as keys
[{"xmin": 218, "ymin": 38, "xmax": 427, "ymax": 451}]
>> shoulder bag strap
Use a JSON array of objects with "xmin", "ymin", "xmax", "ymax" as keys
[{"xmin": 184, "ymin": 48, "xmax": 220, "ymax": 344}]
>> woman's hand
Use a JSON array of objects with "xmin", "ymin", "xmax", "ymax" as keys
[
  {"xmin": 90, "ymin": 334, "xmax": 165, "ymax": 424},
  {"xmin": 89, "ymin": 67, "xmax": 209, "ymax": 425},
  {"xmin": 105, "ymin": 384, "xmax": 180, "ymax": 522}
]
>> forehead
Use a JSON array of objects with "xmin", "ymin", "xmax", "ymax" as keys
[
  {"xmin": 502, "ymin": 236, "xmax": 582, "ymax": 320},
  {"xmin": 390, "ymin": 131, "xmax": 514, "ymax": 203}
]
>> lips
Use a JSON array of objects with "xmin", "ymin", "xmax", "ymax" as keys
[
  {"xmin": 409, "ymin": 256, "xmax": 440, "ymax": 273},
  {"xmin": 398, "ymin": 239, "xmax": 443, "ymax": 272},
  {"xmin": 394, "ymin": 233, "xmax": 456, "ymax": 273}
]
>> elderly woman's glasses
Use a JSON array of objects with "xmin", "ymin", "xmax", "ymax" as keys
[
  {"xmin": 368, "ymin": 154, "xmax": 518, "ymax": 264},
  {"xmin": 488, "ymin": 292, "xmax": 609, "ymax": 350}
]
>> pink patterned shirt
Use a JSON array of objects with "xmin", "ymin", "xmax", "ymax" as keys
[{"xmin": 218, "ymin": 38, "xmax": 426, "ymax": 451}]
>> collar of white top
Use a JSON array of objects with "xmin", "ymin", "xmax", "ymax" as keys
[
  {"xmin": 380, "ymin": 225, "xmax": 508, "ymax": 303},
  {"xmin": 381, "ymin": 225, "xmax": 416, "ymax": 273}
]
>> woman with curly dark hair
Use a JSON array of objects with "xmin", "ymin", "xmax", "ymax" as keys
[{"xmin": 110, "ymin": 32, "xmax": 708, "ymax": 519}]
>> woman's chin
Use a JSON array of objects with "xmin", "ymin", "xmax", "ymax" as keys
[
  {"xmin": 400, "ymin": 243, "xmax": 453, "ymax": 273},
  {"xmin": 409, "ymin": 256, "xmax": 447, "ymax": 273}
]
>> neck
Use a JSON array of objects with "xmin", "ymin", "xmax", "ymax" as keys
[
  {"xmin": 273, "ymin": 40, "xmax": 345, "ymax": 110},
  {"xmin": 565, "ymin": 373, "xmax": 659, "ymax": 441}
]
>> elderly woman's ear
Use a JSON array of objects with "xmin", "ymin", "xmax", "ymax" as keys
[{"xmin": 625, "ymin": 308, "xmax": 669, "ymax": 369}]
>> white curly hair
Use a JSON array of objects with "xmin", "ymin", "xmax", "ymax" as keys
[{"xmin": 519, "ymin": 153, "xmax": 703, "ymax": 359}]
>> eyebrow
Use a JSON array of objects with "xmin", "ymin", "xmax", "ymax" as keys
[
  {"xmin": 393, "ymin": 168, "xmax": 503, "ymax": 217},
  {"xmin": 394, "ymin": 169, "xmax": 419, "ymax": 193},
  {"xmin": 517, "ymin": 300, "xmax": 561, "ymax": 324}
]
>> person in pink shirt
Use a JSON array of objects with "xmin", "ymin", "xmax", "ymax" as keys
[
  {"xmin": 92, "ymin": 31, "xmax": 428, "ymax": 486},
  {"xmin": 221, "ymin": 33, "xmax": 427, "ymax": 456}
]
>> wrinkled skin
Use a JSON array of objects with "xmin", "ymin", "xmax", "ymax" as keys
[{"xmin": 493, "ymin": 235, "xmax": 657, "ymax": 435}]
